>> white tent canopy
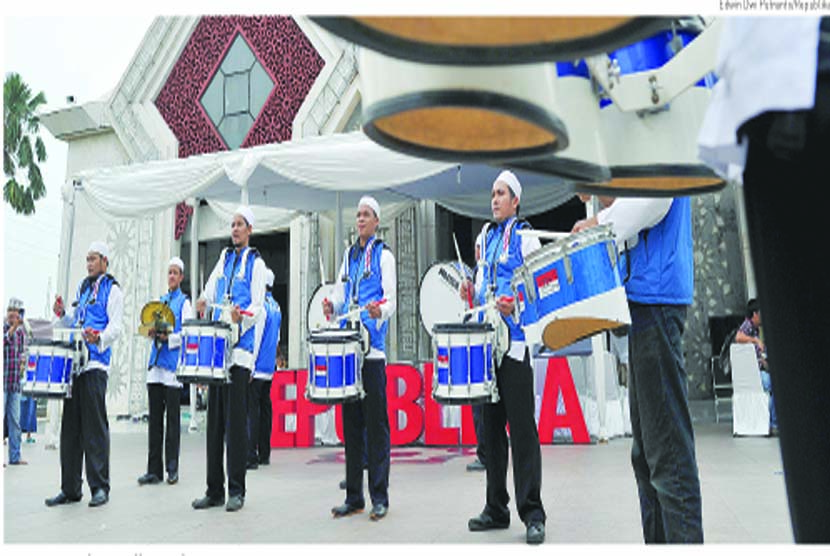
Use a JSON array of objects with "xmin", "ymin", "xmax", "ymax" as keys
[{"xmin": 71, "ymin": 131, "xmax": 576, "ymax": 221}]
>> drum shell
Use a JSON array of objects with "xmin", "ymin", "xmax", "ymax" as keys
[
  {"xmin": 23, "ymin": 340, "xmax": 75, "ymax": 398},
  {"xmin": 178, "ymin": 320, "xmax": 232, "ymax": 383},
  {"xmin": 359, "ymin": 47, "xmax": 568, "ymax": 162},
  {"xmin": 432, "ymin": 323, "xmax": 496, "ymax": 405},
  {"xmin": 306, "ymin": 330, "xmax": 364, "ymax": 404}
]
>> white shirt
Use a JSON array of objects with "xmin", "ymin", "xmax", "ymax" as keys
[
  {"xmin": 147, "ymin": 298, "xmax": 193, "ymax": 388},
  {"xmin": 57, "ymin": 281, "xmax": 124, "ymax": 375},
  {"xmin": 698, "ymin": 17, "xmax": 822, "ymax": 178},
  {"xmin": 199, "ymin": 247, "xmax": 267, "ymax": 370},
  {"xmin": 330, "ymin": 244, "xmax": 397, "ymax": 360},
  {"xmin": 596, "ymin": 198, "xmax": 673, "ymax": 246},
  {"xmin": 473, "ymin": 223, "xmax": 542, "ymax": 362}
]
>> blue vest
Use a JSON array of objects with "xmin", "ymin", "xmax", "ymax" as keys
[
  {"xmin": 477, "ymin": 217, "xmax": 529, "ymax": 342},
  {"xmin": 254, "ymin": 292, "xmax": 281, "ymax": 374},
  {"xmin": 340, "ymin": 236, "xmax": 388, "ymax": 352},
  {"xmin": 625, "ymin": 198, "xmax": 694, "ymax": 305},
  {"xmin": 148, "ymin": 288, "xmax": 188, "ymax": 372},
  {"xmin": 212, "ymin": 247, "xmax": 259, "ymax": 353},
  {"xmin": 72, "ymin": 273, "xmax": 117, "ymax": 366}
]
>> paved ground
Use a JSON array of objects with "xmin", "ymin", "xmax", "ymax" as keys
[{"xmin": 3, "ymin": 401, "xmax": 791, "ymax": 547}]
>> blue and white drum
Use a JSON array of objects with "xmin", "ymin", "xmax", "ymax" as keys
[
  {"xmin": 432, "ymin": 322, "xmax": 498, "ymax": 406},
  {"xmin": 306, "ymin": 329, "xmax": 364, "ymax": 404},
  {"xmin": 511, "ymin": 225, "xmax": 631, "ymax": 351},
  {"xmin": 177, "ymin": 319, "xmax": 232, "ymax": 383},
  {"xmin": 22, "ymin": 339, "xmax": 77, "ymax": 398}
]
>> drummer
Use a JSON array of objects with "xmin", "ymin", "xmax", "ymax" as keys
[
  {"xmin": 323, "ymin": 195, "xmax": 396, "ymax": 521},
  {"xmin": 46, "ymin": 241, "xmax": 123, "ymax": 509},
  {"xmin": 459, "ymin": 170, "xmax": 546, "ymax": 545},
  {"xmin": 138, "ymin": 256, "xmax": 192, "ymax": 487},
  {"xmin": 193, "ymin": 206, "xmax": 267, "ymax": 513}
]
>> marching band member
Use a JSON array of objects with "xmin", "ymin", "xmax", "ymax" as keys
[
  {"xmin": 573, "ymin": 196, "xmax": 702, "ymax": 543},
  {"xmin": 459, "ymin": 171, "xmax": 546, "ymax": 545},
  {"xmin": 138, "ymin": 257, "xmax": 192, "ymax": 486},
  {"xmin": 247, "ymin": 267, "xmax": 281, "ymax": 469},
  {"xmin": 323, "ymin": 195, "xmax": 396, "ymax": 521},
  {"xmin": 46, "ymin": 241, "xmax": 123, "ymax": 508},
  {"xmin": 193, "ymin": 206, "xmax": 266, "ymax": 512}
]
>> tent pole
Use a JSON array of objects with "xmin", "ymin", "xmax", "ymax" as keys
[
  {"xmin": 335, "ymin": 191, "xmax": 343, "ymax": 274},
  {"xmin": 188, "ymin": 197, "xmax": 201, "ymax": 432}
]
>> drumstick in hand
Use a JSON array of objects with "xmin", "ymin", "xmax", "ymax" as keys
[{"xmin": 452, "ymin": 233, "xmax": 473, "ymax": 309}]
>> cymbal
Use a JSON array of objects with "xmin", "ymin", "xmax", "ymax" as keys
[{"xmin": 138, "ymin": 301, "xmax": 175, "ymax": 338}]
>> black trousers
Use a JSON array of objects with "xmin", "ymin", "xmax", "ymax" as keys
[
  {"xmin": 739, "ymin": 70, "xmax": 830, "ymax": 542},
  {"xmin": 247, "ymin": 377, "xmax": 273, "ymax": 465},
  {"xmin": 342, "ymin": 358, "xmax": 390, "ymax": 508},
  {"xmin": 472, "ymin": 403, "xmax": 486, "ymax": 464},
  {"xmin": 206, "ymin": 365, "xmax": 249, "ymax": 500},
  {"xmin": 483, "ymin": 350, "xmax": 545, "ymax": 525},
  {"xmin": 147, "ymin": 382, "xmax": 181, "ymax": 478},
  {"xmin": 60, "ymin": 369, "xmax": 110, "ymax": 497}
]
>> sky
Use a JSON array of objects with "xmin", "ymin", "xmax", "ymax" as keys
[{"xmin": 2, "ymin": 15, "xmax": 156, "ymax": 319}]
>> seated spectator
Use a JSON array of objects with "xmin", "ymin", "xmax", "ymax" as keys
[{"xmin": 735, "ymin": 299, "xmax": 778, "ymax": 435}]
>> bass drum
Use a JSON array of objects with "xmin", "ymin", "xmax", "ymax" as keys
[
  {"xmin": 419, "ymin": 261, "xmax": 473, "ymax": 336},
  {"xmin": 307, "ymin": 283, "xmax": 336, "ymax": 334},
  {"xmin": 307, "ymin": 283, "xmax": 370, "ymax": 355}
]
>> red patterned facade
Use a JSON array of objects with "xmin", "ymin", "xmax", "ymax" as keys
[{"xmin": 155, "ymin": 16, "xmax": 325, "ymax": 159}]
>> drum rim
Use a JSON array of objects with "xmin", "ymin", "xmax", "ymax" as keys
[
  {"xmin": 308, "ymin": 330, "xmax": 363, "ymax": 343},
  {"xmin": 362, "ymin": 89, "xmax": 569, "ymax": 162},
  {"xmin": 505, "ymin": 153, "xmax": 611, "ymax": 185},
  {"xmin": 311, "ymin": 16, "xmax": 670, "ymax": 66},
  {"xmin": 576, "ymin": 164, "xmax": 726, "ymax": 198},
  {"xmin": 28, "ymin": 339, "xmax": 75, "ymax": 348},
  {"xmin": 181, "ymin": 318, "xmax": 232, "ymax": 329},
  {"xmin": 433, "ymin": 322, "xmax": 495, "ymax": 333}
]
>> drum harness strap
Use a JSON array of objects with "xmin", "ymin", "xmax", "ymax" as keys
[{"xmin": 342, "ymin": 237, "xmax": 381, "ymax": 354}]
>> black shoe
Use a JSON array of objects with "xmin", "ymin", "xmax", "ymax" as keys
[
  {"xmin": 246, "ymin": 461, "xmax": 259, "ymax": 470},
  {"xmin": 88, "ymin": 489, "xmax": 109, "ymax": 507},
  {"xmin": 331, "ymin": 502, "xmax": 364, "ymax": 518},
  {"xmin": 369, "ymin": 504, "xmax": 388, "ymax": 521},
  {"xmin": 166, "ymin": 472, "xmax": 179, "ymax": 485},
  {"xmin": 137, "ymin": 473, "xmax": 162, "ymax": 486},
  {"xmin": 468, "ymin": 512, "xmax": 510, "ymax": 531},
  {"xmin": 192, "ymin": 495, "xmax": 224, "ymax": 510},
  {"xmin": 526, "ymin": 521, "xmax": 545, "ymax": 545},
  {"xmin": 45, "ymin": 492, "xmax": 81, "ymax": 507},
  {"xmin": 259, "ymin": 459, "xmax": 270, "ymax": 466},
  {"xmin": 466, "ymin": 458, "xmax": 486, "ymax": 472},
  {"xmin": 339, "ymin": 479, "xmax": 347, "ymax": 490},
  {"xmin": 226, "ymin": 495, "xmax": 244, "ymax": 512}
]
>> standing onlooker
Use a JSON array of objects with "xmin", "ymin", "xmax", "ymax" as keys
[
  {"xmin": 4, "ymin": 297, "xmax": 28, "ymax": 466},
  {"xmin": 735, "ymin": 298, "xmax": 777, "ymax": 435},
  {"xmin": 18, "ymin": 308, "xmax": 37, "ymax": 444}
]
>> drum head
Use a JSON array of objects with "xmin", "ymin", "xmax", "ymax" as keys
[
  {"xmin": 419, "ymin": 261, "xmax": 472, "ymax": 336},
  {"xmin": 307, "ymin": 283, "xmax": 336, "ymax": 334}
]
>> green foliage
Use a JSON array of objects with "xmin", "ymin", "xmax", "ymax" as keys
[{"xmin": 4, "ymin": 72, "xmax": 48, "ymax": 215}]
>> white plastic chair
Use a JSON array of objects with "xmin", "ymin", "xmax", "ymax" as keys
[{"xmin": 730, "ymin": 343, "xmax": 770, "ymax": 436}]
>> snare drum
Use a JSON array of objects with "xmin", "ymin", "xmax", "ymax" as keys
[
  {"xmin": 306, "ymin": 329, "xmax": 364, "ymax": 404},
  {"xmin": 512, "ymin": 225, "xmax": 631, "ymax": 351},
  {"xmin": 432, "ymin": 322, "xmax": 498, "ymax": 405},
  {"xmin": 177, "ymin": 320, "xmax": 232, "ymax": 383},
  {"xmin": 22, "ymin": 339, "xmax": 76, "ymax": 398}
]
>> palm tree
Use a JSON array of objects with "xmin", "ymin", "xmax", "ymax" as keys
[{"xmin": 4, "ymin": 72, "xmax": 48, "ymax": 215}]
